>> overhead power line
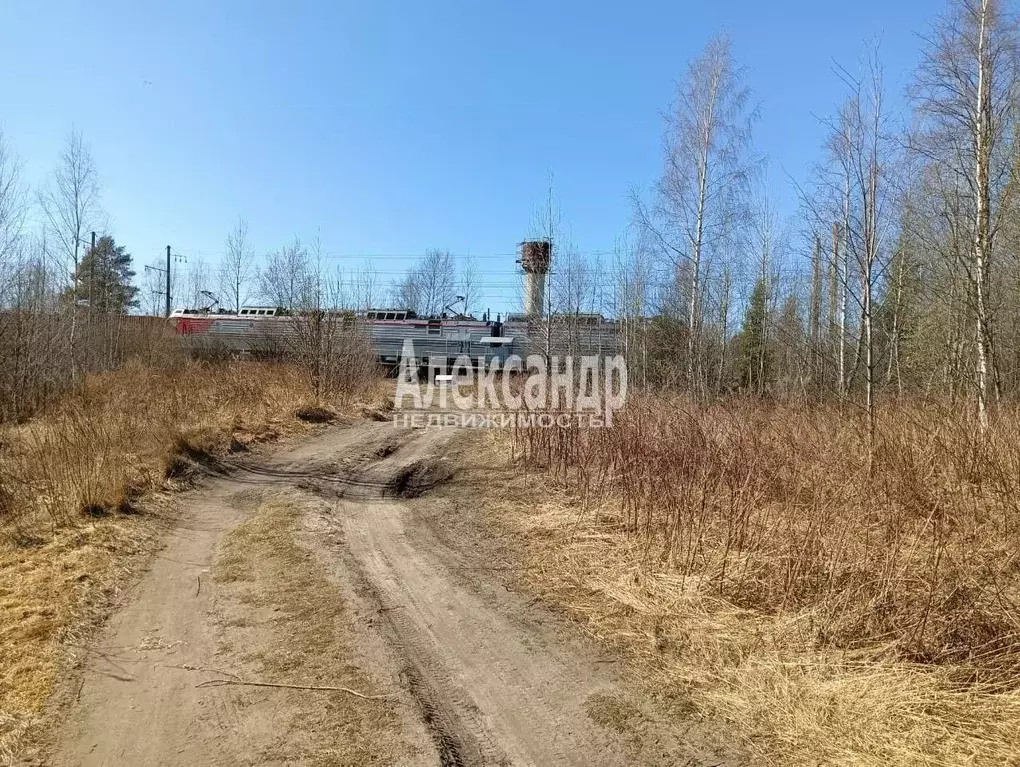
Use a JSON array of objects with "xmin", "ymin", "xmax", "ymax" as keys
[{"xmin": 166, "ymin": 250, "xmax": 619, "ymax": 262}]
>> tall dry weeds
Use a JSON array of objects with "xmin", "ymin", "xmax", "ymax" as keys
[
  {"xmin": 506, "ymin": 396, "xmax": 1020, "ymax": 764},
  {"xmin": 0, "ymin": 359, "xmax": 317, "ymax": 540},
  {"xmin": 513, "ymin": 397, "xmax": 1020, "ymax": 676}
]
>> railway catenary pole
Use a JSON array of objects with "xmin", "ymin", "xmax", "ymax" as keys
[{"xmin": 166, "ymin": 245, "xmax": 171, "ymax": 317}]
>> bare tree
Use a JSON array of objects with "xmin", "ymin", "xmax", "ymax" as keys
[
  {"xmin": 259, "ymin": 237, "xmax": 311, "ymax": 310},
  {"xmin": 552, "ymin": 246, "xmax": 596, "ymax": 316},
  {"xmin": 308, "ymin": 233, "xmax": 328, "ymax": 309},
  {"xmin": 0, "ymin": 130, "xmax": 26, "ymax": 271},
  {"xmin": 142, "ymin": 258, "xmax": 169, "ymax": 317},
  {"xmin": 612, "ymin": 234, "xmax": 654, "ymax": 388},
  {"xmin": 0, "ymin": 132, "xmax": 27, "ymax": 327},
  {"xmin": 392, "ymin": 270, "xmax": 422, "ymax": 314},
  {"xmin": 525, "ymin": 182, "xmax": 567, "ymax": 363},
  {"xmin": 350, "ymin": 263, "xmax": 380, "ymax": 311},
  {"xmin": 460, "ymin": 256, "xmax": 480, "ymax": 316},
  {"xmin": 220, "ymin": 217, "xmax": 255, "ymax": 312},
  {"xmin": 801, "ymin": 103, "xmax": 855, "ymax": 399},
  {"xmin": 831, "ymin": 54, "xmax": 894, "ymax": 443},
  {"xmin": 393, "ymin": 249, "xmax": 458, "ymax": 316},
  {"xmin": 185, "ymin": 258, "xmax": 211, "ymax": 310},
  {"xmin": 635, "ymin": 34, "xmax": 758, "ymax": 396},
  {"xmin": 913, "ymin": 0, "xmax": 1020, "ymax": 428},
  {"xmin": 37, "ymin": 129, "xmax": 103, "ymax": 281},
  {"xmin": 418, "ymin": 249, "xmax": 458, "ymax": 315},
  {"xmin": 747, "ymin": 178, "xmax": 784, "ymax": 395},
  {"xmin": 36, "ymin": 129, "xmax": 104, "ymax": 383},
  {"xmin": 551, "ymin": 246, "xmax": 600, "ymax": 357},
  {"xmin": 799, "ymin": 51, "xmax": 890, "ymax": 411}
]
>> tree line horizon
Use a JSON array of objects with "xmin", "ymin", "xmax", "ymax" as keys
[{"xmin": 0, "ymin": 0, "xmax": 1015, "ymax": 430}]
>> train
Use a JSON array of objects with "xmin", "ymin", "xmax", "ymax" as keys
[{"xmin": 170, "ymin": 306, "xmax": 620, "ymax": 368}]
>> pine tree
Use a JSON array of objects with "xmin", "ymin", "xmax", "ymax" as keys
[
  {"xmin": 68, "ymin": 236, "xmax": 139, "ymax": 313},
  {"xmin": 739, "ymin": 277, "xmax": 770, "ymax": 394}
]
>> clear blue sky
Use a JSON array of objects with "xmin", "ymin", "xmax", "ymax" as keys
[{"xmin": 2, "ymin": 0, "xmax": 932, "ymax": 312}]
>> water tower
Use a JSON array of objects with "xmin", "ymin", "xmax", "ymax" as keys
[{"xmin": 518, "ymin": 239, "xmax": 552, "ymax": 317}]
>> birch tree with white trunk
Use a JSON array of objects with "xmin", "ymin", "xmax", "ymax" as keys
[
  {"xmin": 913, "ymin": 0, "xmax": 1020, "ymax": 429},
  {"xmin": 635, "ymin": 34, "xmax": 758, "ymax": 396}
]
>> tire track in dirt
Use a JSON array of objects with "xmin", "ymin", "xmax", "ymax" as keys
[
  {"xmin": 39, "ymin": 423, "xmax": 416, "ymax": 767},
  {"xmin": 304, "ymin": 427, "xmax": 507, "ymax": 765},
  {"xmin": 302, "ymin": 424, "xmax": 727, "ymax": 766},
  {"xmin": 42, "ymin": 420, "xmax": 731, "ymax": 766}
]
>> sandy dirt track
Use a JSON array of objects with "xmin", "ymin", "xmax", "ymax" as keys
[{"xmin": 40, "ymin": 420, "xmax": 731, "ymax": 766}]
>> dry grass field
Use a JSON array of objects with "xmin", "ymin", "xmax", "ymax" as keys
[
  {"xmin": 493, "ymin": 396, "xmax": 1020, "ymax": 766},
  {"xmin": 0, "ymin": 359, "xmax": 370, "ymax": 763},
  {"xmin": 7, "ymin": 358, "xmax": 1020, "ymax": 766}
]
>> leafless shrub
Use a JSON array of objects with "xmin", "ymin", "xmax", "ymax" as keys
[
  {"xmin": 290, "ymin": 310, "xmax": 377, "ymax": 405},
  {"xmin": 510, "ymin": 396, "xmax": 1020, "ymax": 683}
]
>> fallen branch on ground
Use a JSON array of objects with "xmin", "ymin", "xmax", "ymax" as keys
[
  {"xmin": 195, "ymin": 677, "xmax": 394, "ymax": 700},
  {"xmin": 167, "ymin": 663, "xmax": 392, "ymax": 700}
]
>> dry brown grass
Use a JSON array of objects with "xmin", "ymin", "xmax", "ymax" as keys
[
  {"xmin": 212, "ymin": 489, "xmax": 408, "ymax": 765},
  {"xmin": 1, "ymin": 360, "xmax": 316, "ymax": 535},
  {"xmin": 493, "ymin": 396, "xmax": 1020, "ymax": 766},
  {"xmin": 0, "ymin": 515, "xmax": 159, "ymax": 763},
  {"xmin": 0, "ymin": 359, "xmax": 384, "ymax": 763}
]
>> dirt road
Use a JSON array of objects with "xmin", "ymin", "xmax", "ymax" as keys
[{"xmin": 42, "ymin": 420, "xmax": 729, "ymax": 766}]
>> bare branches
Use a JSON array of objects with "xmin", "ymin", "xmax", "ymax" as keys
[
  {"xmin": 220, "ymin": 218, "xmax": 255, "ymax": 312},
  {"xmin": 392, "ymin": 249, "xmax": 459, "ymax": 316},
  {"xmin": 657, "ymin": 35, "xmax": 760, "ymax": 267},
  {"xmin": 460, "ymin": 256, "xmax": 479, "ymax": 316},
  {"xmin": 260, "ymin": 237, "xmax": 311, "ymax": 311},
  {"xmin": 194, "ymin": 677, "xmax": 393, "ymax": 700},
  {"xmin": 911, "ymin": 0, "xmax": 1020, "ymax": 427},
  {"xmin": 634, "ymin": 33, "xmax": 760, "ymax": 395},
  {"xmin": 37, "ymin": 128, "xmax": 103, "ymax": 281},
  {"xmin": 0, "ymin": 130, "xmax": 26, "ymax": 272}
]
